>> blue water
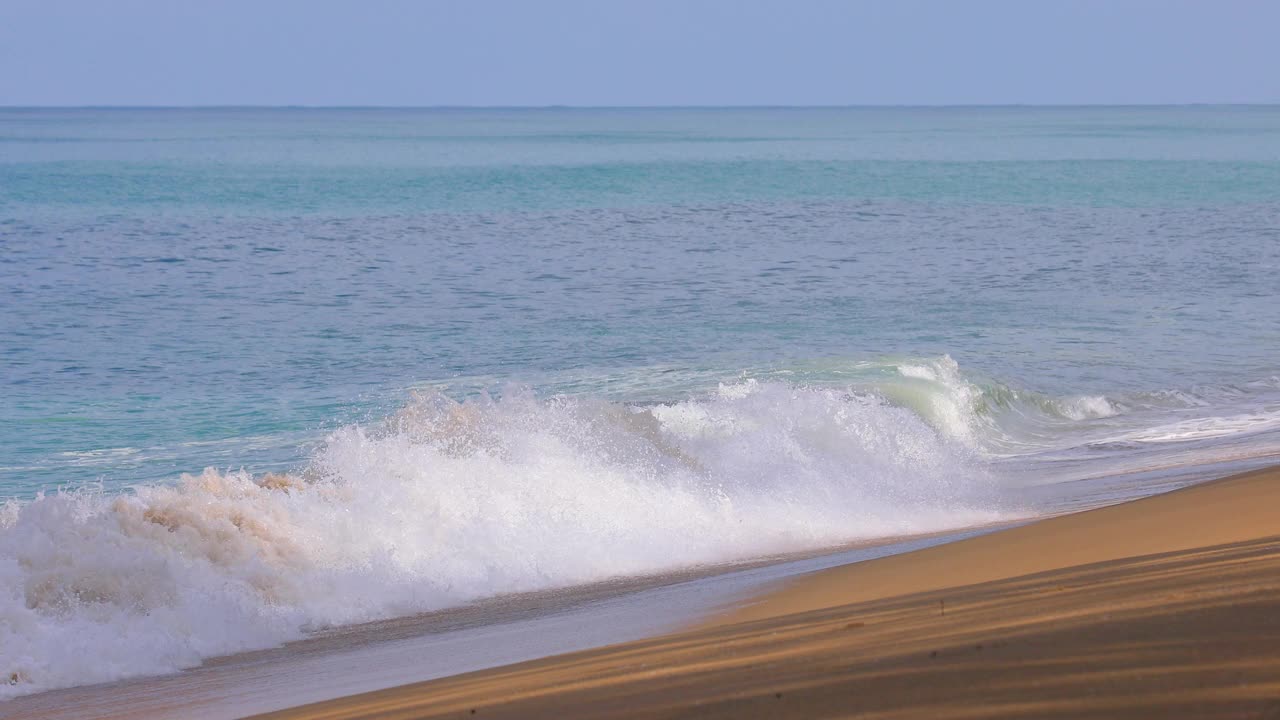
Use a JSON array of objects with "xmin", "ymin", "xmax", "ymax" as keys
[
  {"xmin": 2, "ymin": 107, "xmax": 1280, "ymax": 698},
  {"xmin": 4, "ymin": 107, "xmax": 1280, "ymax": 495}
]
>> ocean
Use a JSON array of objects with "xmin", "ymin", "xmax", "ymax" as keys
[{"xmin": 2, "ymin": 106, "xmax": 1279, "ymax": 700}]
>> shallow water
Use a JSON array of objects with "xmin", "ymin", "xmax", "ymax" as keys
[
  {"xmin": 0, "ymin": 529, "xmax": 994, "ymax": 720},
  {"xmin": 2, "ymin": 106, "xmax": 1279, "ymax": 699}
]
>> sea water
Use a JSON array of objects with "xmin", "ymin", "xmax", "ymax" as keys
[{"xmin": 2, "ymin": 106, "xmax": 1279, "ymax": 697}]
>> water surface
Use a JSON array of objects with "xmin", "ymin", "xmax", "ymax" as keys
[{"xmin": 2, "ymin": 106, "xmax": 1279, "ymax": 699}]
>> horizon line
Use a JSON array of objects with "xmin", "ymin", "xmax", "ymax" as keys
[{"xmin": 3, "ymin": 102, "xmax": 1279, "ymax": 111}]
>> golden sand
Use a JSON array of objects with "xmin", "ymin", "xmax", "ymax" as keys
[{"xmin": 255, "ymin": 466, "xmax": 1280, "ymax": 719}]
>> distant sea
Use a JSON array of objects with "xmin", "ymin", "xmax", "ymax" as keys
[{"xmin": 2, "ymin": 106, "xmax": 1279, "ymax": 697}]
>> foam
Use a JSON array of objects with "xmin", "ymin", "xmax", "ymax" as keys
[
  {"xmin": 875, "ymin": 355, "xmax": 1120, "ymax": 451},
  {"xmin": 1108, "ymin": 410, "xmax": 1280, "ymax": 445},
  {"xmin": 0, "ymin": 382, "xmax": 1007, "ymax": 698},
  {"xmin": 9, "ymin": 359, "xmax": 1275, "ymax": 698}
]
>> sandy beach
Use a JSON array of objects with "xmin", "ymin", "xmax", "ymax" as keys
[
  {"xmin": 7, "ymin": 103, "xmax": 1280, "ymax": 720},
  {"xmin": 254, "ymin": 465, "xmax": 1280, "ymax": 719}
]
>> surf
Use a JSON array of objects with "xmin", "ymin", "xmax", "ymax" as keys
[
  {"xmin": 5, "ymin": 357, "xmax": 1280, "ymax": 699},
  {"xmin": 0, "ymin": 377, "xmax": 1009, "ymax": 698}
]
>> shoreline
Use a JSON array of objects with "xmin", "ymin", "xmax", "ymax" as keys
[
  {"xmin": 5, "ymin": 458, "xmax": 1276, "ymax": 719},
  {"xmin": 253, "ymin": 464, "xmax": 1280, "ymax": 719},
  {"xmin": 1, "ymin": 525, "xmax": 1003, "ymax": 720}
]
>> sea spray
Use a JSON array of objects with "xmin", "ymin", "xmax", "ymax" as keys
[
  {"xmin": 858, "ymin": 356, "xmax": 1120, "ymax": 452},
  {"xmin": 7, "ymin": 362, "xmax": 1279, "ymax": 699},
  {"xmin": 0, "ymin": 380, "xmax": 1008, "ymax": 698}
]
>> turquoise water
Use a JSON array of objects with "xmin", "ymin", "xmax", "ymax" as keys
[
  {"xmin": 2, "ymin": 107, "xmax": 1280, "ymax": 697},
  {"xmin": 4, "ymin": 107, "xmax": 1280, "ymax": 495}
]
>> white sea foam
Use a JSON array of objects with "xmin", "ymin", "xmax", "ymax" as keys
[
  {"xmin": 1057, "ymin": 395, "xmax": 1120, "ymax": 421},
  {"xmin": 879, "ymin": 355, "xmax": 1119, "ymax": 451},
  {"xmin": 8, "ymin": 361, "xmax": 1273, "ymax": 699},
  {"xmin": 894, "ymin": 356, "xmax": 987, "ymax": 443},
  {"xmin": 0, "ymin": 382, "xmax": 1007, "ymax": 699},
  {"xmin": 1107, "ymin": 410, "xmax": 1280, "ymax": 445}
]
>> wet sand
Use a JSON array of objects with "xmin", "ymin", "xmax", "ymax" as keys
[
  {"xmin": 255, "ymin": 465, "xmax": 1280, "ymax": 719},
  {"xmin": 1, "ymin": 528, "xmax": 996, "ymax": 720}
]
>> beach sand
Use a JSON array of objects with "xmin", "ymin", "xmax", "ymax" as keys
[{"xmin": 254, "ymin": 465, "xmax": 1280, "ymax": 719}]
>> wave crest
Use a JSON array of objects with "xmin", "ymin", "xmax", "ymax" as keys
[{"xmin": 0, "ymin": 380, "xmax": 1006, "ymax": 698}]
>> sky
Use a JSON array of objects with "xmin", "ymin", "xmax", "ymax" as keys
[{"xmin": 2, "ymin": 0, "xmax": 1278, "ymax": 106}]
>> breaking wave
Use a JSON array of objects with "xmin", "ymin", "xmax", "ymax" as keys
[
  {"xmin": 1, "ymin": 378, "xmax": 1007, "ymax": 698},
  {"xmin": 5, "ymin": 356, "xmax": 1279, "ymax": 699}
]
